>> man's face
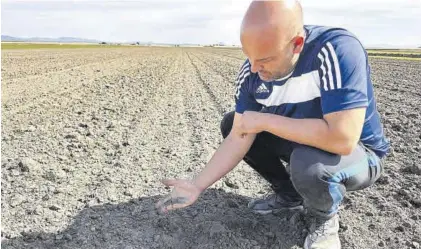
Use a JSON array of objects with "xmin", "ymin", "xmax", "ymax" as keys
[{"xmin": 241, "ymin": 34, "xmax": 297, "ymax": 82}]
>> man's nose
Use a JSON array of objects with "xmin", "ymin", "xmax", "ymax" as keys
[{"xmin": 250, "ymin": 62, "xmax": 260, "ymax": 73}]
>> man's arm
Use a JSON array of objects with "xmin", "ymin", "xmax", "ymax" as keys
[
  {"xmin": 191, "ymin": 59, "xmax": 260, "ymax": 190},
  {"xmin": 193, "ymin": 112, "xmax": 256, "ymax": 191},
  {"xmin": 242, "ymin": 107, "xmax": 366, "ymax": 156},
  {"xmin": 240, "ymin": 37, "xmax": 370, "ymax": 155},
  {"xmin": 155, "ymin": 112, "xmax": 257, "ymax": 213},
  {"xmin": 156, "ymin": 60, "xmax": 262, "ymax": 213}
]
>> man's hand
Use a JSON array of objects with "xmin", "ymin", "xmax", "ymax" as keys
[
  {"xmin": 155, "ymin": 179, "xmax": 202, "ymax": 214},
  {"xmin": 237, "ymin": 111, "xmax": 264, "ymax": 135},
  {"xmin": 262, "ymin": 108, "xmax": 366, "ymax": 155}
]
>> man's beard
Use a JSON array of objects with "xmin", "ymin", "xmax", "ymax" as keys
[{"xmin": 258, "ymin": 71, "xmax": 273, "ymax": 82}]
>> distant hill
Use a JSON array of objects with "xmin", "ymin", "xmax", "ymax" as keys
[
  {"xmin": 2, "ymin": 35, "xmax": 23, "ymax": 41},
  {"xmin": 1, "ymin": 35, "xmax": 101, "ymax": 43}
]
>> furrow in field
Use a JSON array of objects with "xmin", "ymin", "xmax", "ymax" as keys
[
  {"xmin": 1, "ymin": 48, "xmax": 176, "ymax": 237},
  {"xmin": 1, "ymin": 49, "xmax": 146, "ymax": 79},
  {"xmin": 187, "ymin": 50, "xmax": 243, "ymax": 85},
  {"xmin": 1, "ymin": 47, "xmax": 420, "ymax": 249},
  {"xmin": 1, "ymin": 50, "xmax": 157, "ymax": 115},
  {"xmin": 185, "ymin": 50, "xmax": 240, "ymax": 113},
  {"xmin": 185, "ymin": 52, "xmax": 226, "ymax": 115},
  {"xmin": 2, "ymin": 54, "xmax": 127, "ymax": 81},
  {"xmin": 198, "ymin": 48, "xmax": 246, "ymax": 61},
  {"xmin": 186, "ymin": 49, "xmax": 268, "ymax": 194}
]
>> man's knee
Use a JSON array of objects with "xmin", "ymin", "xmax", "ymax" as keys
[
  {"xmin": 220, "ymin": 111, "xmax": 235, "ymax": 138},
  {"xmin": 289, "ymin": 146, "xmax": 338, "ymax": 192},
  {"xmin": 289, "ymin": 146, "xmax": 344, "ymax": 217}
]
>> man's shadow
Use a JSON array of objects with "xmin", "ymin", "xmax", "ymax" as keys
[{"xmin": 2, "ymin": 189, "xmax": 307, "ymax": 249}]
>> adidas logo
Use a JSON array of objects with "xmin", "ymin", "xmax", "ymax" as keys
[{"xmin": 256, "ymin": 84, "xmax": 269, "ymax": 94}]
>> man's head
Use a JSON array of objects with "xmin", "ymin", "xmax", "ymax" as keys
[{"xmin": 240, "ymin": 0, "xmax": 305, "ymax": 82}]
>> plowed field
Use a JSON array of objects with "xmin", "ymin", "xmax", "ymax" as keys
[{"xmin": 2, "ymin": 47, "xmax": 420, "ymax": 249}]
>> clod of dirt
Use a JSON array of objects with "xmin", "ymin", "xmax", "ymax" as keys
[
  {"xmin": 398, "ymin": 189, "xmax": 410, "ymax": 197},
  {"xmin": 376, "ymin": 175, "xmax": 390, "ymax": 185},
  {"xmin": 403, "ymin": 222, "xmax": 411, "ymax": 228},
  {"xmin": 18, "ymin": 158, "xmax": 38, "ymax": 172},
  {"xmin": 65, "ymin": 233, "xmax": 73, "ymax": 241},
  {"xmin": 401, "ymin": 200, "xmax": 412, "ymax": 207},
  {"xmin": 339, "ymin": 222, "xmax": 348, "ymax": 231},
  {"xmin": 49, "ymin": 205, "xmax": 62, "ymax": 211},
  {"xmin": 43, "ymin": 169, "xmax": 67, "ymax": 182},
  {"xmin": 410, "ymin": 198, "xmax": 421, "ymax": 208},
  {"xmin": 34, "ymin": 206, "xmax": 44, "ymax": 215},
  {"xmin": 224, "ymin": 179, "xmax": 239, "ymax": 189},
  {"xmin": 20, "ymin": 230, "xmax": 34, "ymax": 241},
  {"xmin": 9, "ymin": 194, "xmax": 25, "ymax": 207},
  {"xmin": 403, "ymin": 164, "xmax": 421, "ymax": 175},
  {"xmin": 64, "ymin": 133, "xmax": 78, "ymax": 139},
  {"xmin": 10, "ymin": 169, "xmax": 21, "ymax": 176},
  {"xmin": 27, "ymin": 125, "xmax": 37, "ymax": 132},
  {"xmin": 226, "ymin": 199, "xmax": 239, "ymax": 208}
]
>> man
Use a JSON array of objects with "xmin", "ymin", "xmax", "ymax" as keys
[{"xmin": 156, "ymin": 0, "xmax": 390, "ymax": 248}]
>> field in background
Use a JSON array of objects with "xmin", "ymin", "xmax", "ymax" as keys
[
  {"xmin": 2, "ymin": 47, "xmax": 420, "ymax": 249},
  {"xmin": 3, "ymin": 42, "xmax": 421, "ymax": 61},
  {"xmin": 367, "ymin": 49, "xmax": 421, "ymax": 60},
  {"xmin": 1, "ymin": 42, "xmax": 136, "ymax": 50}
]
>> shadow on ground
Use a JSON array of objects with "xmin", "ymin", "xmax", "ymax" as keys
[{"xmin": 2, "ymin": 189, "xmax": 306, "ymax": 249}]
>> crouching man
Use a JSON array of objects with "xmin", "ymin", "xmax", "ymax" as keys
[{"xmin": 156, "ymin": 1, "xmax": 389, "ymax": 248}]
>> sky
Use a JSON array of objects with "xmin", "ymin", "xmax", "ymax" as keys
[{"xmin": 1, "ymin": 0, "xmax": 421, "ymax": 48}]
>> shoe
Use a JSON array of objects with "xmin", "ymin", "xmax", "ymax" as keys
[
  {"xmin": 304, "ymin": 214, "xmax": 341, "ymax": 249},
  {"xmin": 248, "ymin": 191, "xmax": 303, "ymax": 215}
]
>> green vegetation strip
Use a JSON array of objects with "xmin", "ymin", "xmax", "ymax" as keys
[
  {"xmin": 367, "ymin": 49, "xmax": 421, "ymax": 54},
  {"xmin": 368, "ymin": 52, "xmax": 421, "ymax": 59},
  {"xmin": 368, "ymin": 55, "xmax": 421, "ymax": 61}
]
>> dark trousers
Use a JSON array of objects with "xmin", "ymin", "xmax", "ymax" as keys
[{"xmin": 220, "ymin": 111, "xmax": 384, "ymax": 218}]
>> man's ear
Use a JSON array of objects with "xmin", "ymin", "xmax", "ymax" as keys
[{"xmin": 292, "ymin": 36, "xmax": 304, "ymax": 54}]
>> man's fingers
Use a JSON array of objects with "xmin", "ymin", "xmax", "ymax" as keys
[
  {"xmin": 162, "ymin": 197, "xmax": 191, "ymax": 212},
  {"xmin": 156, "ymin": 195, "xmax": 190, "ymax": 214},
  {"xmin": 158, "ymin": 196, "xmax": 188, "ymax": 208},
  {"xmin": 171, "ymin": 196, "xmax": 189, "ymax": 205},
  {"xmin": 156, "ymin": 179, "xmax": 197, "ymax": 214},
  {"xmin": 165, "ymin": 202, "xmax": 189, "ymax": 211},
  {"xmin": 161, "ymin": 179, "xmax": 180, "ymax": 187}
]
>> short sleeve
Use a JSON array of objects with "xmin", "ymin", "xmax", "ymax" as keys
[
  {"xmin": 317, "ymin": 36, "xmax": 369, "ymax": 115},
  {"xmin": 234, "ymin": 60, "xmax": 262, "ymax": 114}
]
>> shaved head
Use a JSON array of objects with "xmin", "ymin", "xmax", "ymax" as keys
[
  {"xmin": 240, "ymin": 0, "xmax": 305, "ymax": 82},
  {"xmin": 241, "ymin": 0, "xmax": 303, "ymax": 41}
]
